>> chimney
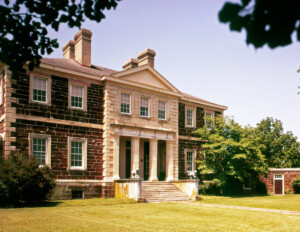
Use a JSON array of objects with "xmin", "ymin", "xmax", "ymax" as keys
[
  {"xmin": 122, "ymin": 58, "xmax": 138, "ymax": 70},
  {"xmin": 62, "ymin": 40, "xmax": 75, "ymax": 59},
  {"xmin": 74, "ymin": 28, "xmax": 93, "ymax": 67},
  {"xmin": 137, "ymin": 49, "xmax": 156, "ymax": 67}
]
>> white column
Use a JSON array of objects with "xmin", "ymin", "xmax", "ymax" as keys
[
  {"xmin": 149, "ymin": 138, "xmax": 158, "ymax": 181},
  {"xmin": 131, "ymin": 137, "xmax": 140, "ymax": 178},
  {"xmin": 165, "ymin": 140, "xmax": 174, "ymax": 181},
  {"xmin": 113, "ymin": 135, "xmax": 120, "ymax": 180}
]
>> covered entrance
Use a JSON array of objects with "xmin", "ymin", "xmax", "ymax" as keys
[{"xmin": 113, "ymin": 125, "xmax": 175, "ymax": 182}]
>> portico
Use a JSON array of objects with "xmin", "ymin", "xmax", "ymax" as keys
[{"xmin": 112, "ymin": 124, "xmax": 177, "ymax": 182}]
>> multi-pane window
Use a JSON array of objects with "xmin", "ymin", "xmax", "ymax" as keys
[
  {"xmin": 140, "ymin": 97, "xmax": 149, "ymax": 117},
  {"xmin": 205, "ymin": 112, "xmax": 213, "ymax": 129},
  {"xmin": 121, "ymin": 93, "xmax": 131, "ymax": 114},
  {"xmin": 71, "ymin": 85, "xmax": 84, "ymax": 109},
  {"xmin": 186, "ymin": 109, "xmax": 194, "ymax": 127},
  {"xmin": 33, "ymin": 78, "xmax": 47, "ymax": 102},
  {"xmin": 29, "ymin": 134, "xmax": 51, "ymax": 166},
  {"xmin": 70, "ymin": 141, "xmax": 83, "ymax": 167},
  {"xmin": 32, "ymin": 138, "xmax": 46, "ymax": 165},
  {"xmin": 158, "ymin": 101, "xmax": 166, "ymax": 120},
  {"xmin": 186, "ymin": 151, "xmax": 193, "ymax": 172}
]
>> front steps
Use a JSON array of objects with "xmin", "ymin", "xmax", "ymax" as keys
[{"xmin": 141, "ymin": 181, "xmax": 191, "ymax": 203}]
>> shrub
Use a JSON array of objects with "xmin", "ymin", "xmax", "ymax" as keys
[
  {"xmin": 199, "ymin": 179, "xmax": 222, "ymax": 195},
  {"xmin": 291, "ymin": 176, "xmax": 300, "ymax": 194},
  {"xmin": 0, "ymin": 151, "xmax": 56, "ymax": 206}
]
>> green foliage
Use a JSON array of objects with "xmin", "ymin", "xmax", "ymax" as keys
[
  {"xmin": 0, "ymin": 151, "xmax": 56, "ymax": 206},
  {"xmin": 0, "ymin": 0, "xmax": 120, "ymax": 73},
  {"xmin": 199, "ymin": 179, "xmax": 222, "ymax": 195},
  {"xmin": 195, "ymin": 116, "xmax": 268, "ymax": 195},
  {"xmin": 291, "ymin": 176, "xmax": 300, "ymax": 194},
  {"xmin": 219, "ymin": 1, "xmax": 300, "ymax": 49},
  {"xmin": 253, "ymin": 117, "xmax": 300, "ymax": 168}
]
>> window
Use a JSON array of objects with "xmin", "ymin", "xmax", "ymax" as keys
[
  {"xmin": 140, "ymin": 97, "xmax": 149, "ymax": 117},
  {"xmin": 186, "ymin": 108, "xmax": 194, "ymax": 127},
  {"xmin": 185, "ymin": 149, "xmax": 195, "ymax": 172},
  {"xmin": 68, "ymin": 137, "xmax": 87, "ymax": 170},
  {"xmin": 158, "ymin": 101, "xmax": 166, "ymax": 120},
  {"xmin": 70, "ymin": 85, "xmax": 84, "ymax": 109},
  {"xmin": 33, "ymin": 77, "xmax": 47, "ymax": 103},
  {"xmin": 29, "ymin": 134, "xmax": 51, "ymax": 166},
  {"xmin": 120, "ymin": 93, "xmax": 131, "ymax": 114},
  {"xmin": 205, "ymin": 112, "xmax": 213, "ymax": 129},
  {"xmin": 29, "ymin": 74, "xmax": 51, "ymax": 105}
]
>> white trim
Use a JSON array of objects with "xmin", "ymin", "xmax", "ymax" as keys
[
  {"xmin": 270, "ymin": 168, "xmax": 300, "ymax": 171},
  {"xmin": 158, "ymin": 100, "xmax": 166, "ymax": 120},
  {"xmin": 69, "ymin": 82, "xmax": 87, "ymax": 111},
  {"xmin": 29, "ymin": 74, "xmax": 52, "ymax": 105},
  {"xmin": 186, "ymin": 107, "xmax": 196, "ymax": 128},
  {"xmin": 140, "ymin": 96, "xmax": 150, "ymax": 118},
  {"xmin": 273, "ymin": 174, "xmax": 284, "ymax": 195},
  {"xmin": 28, "ymin": 133, "xmax": 51, "ymax": 167},
  {"xmin": 180, "ymin": 97, "xmax": 228, "ymax": 110},
  {"xmin": 120, "ymin": 92, "xmax": 131, "ymax": 115},
  {"xmin": 68, "ymin": 137, "xmax": 87, "ymax": 170}
]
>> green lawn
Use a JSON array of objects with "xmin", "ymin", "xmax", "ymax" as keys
[
  {"xmin": 0, "ymin": 198, "xmax": 300, "ymax": 232},
  {"xmin": 199, "ymin": 194, "xmax": 300, "ymax": 212}
]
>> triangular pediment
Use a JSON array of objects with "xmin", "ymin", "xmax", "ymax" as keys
[{"xmin": 112, "ymin": 65, "xmax": 180, "ymax": 93}]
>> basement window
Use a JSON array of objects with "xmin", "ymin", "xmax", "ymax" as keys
[{"xmin": 72, "ymin": 190, "xmax": 83, "ymax": 199}]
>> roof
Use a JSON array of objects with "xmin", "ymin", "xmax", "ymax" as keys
[
  {"xmin": 181, "ymin": 92, "xmax": 228, "ymax": 110},
  {"xmin": 41, "ymin": 58, "xmax": 117, "ymax": 77}
]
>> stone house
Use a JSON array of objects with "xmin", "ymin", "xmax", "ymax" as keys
[{"xmin": 0, "ymin": 29, "xmax": 227, "ymax": 200}]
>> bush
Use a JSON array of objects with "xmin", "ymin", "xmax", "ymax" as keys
[
  {"xmin": 0, "ymin": 151, "xmax": 56, "ymax": 206},
  {"xmin": 291, "ymin": 176, "xmax": 300, "ymax": 194},
  {"xmin": 199, "ymin": 179, "xmax": 222, "ymax": 195}
]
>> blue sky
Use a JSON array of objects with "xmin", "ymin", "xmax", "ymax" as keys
[{"xmin": 46, "ymin": 0, "xmax": 300, "ymax": 139}]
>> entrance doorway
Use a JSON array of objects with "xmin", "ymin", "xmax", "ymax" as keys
[
  {"xmin": 157, "ymin": 140, "xmax": 166, "ymax": 181},
  {"xmin": 144, "ymin": 141, "xmax": 150, "ymax": 181},
  {"xmin": 274, "ymin": 174, "xmax": 284, "ymax": 195},
  {"xmin": 125, "ymin": 140, "xmax": 131, "ymax": 179}
]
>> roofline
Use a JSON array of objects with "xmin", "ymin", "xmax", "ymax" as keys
[
  {"xmin": 180, "ymin": 96, "xmax": 228, "ymax": 110},
  {"xmin": 102, "ymin": 75, "xmax": 183, "ymax": 97},
  {"xmin": 269, "ymin": 168, "xmax": 300, "ymax": 172},
  {"xmin": 38, "ymin": 63, "xmax": 103, "ymax": 81},
  {"xmin": 112, "ymin": 64, "xmax": 181, "ymax": 93}
]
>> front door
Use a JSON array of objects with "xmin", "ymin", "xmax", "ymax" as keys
[
  {"xmin": 274, "ymin": 174, "xmax": 284, "ymax": 195},
  {"xmin": 157, "ymin": 140, "xmax": 166, "ymax": 181},
  {"xmin": 144, "ymin": 142, "xmax": 150, "ymax": 181},
  {"xmin": 125, "ymin": 141, "xmax": 131, "ymax": 179}
]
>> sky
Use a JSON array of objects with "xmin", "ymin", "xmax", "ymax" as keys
[{"xmin": 46, "ymin": 0, "xmax": 300, "ymax": 139}]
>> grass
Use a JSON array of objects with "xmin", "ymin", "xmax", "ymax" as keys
[
  {"xmin": 0, "ymin": 198, "xmax": 300, "ymax": 232},
  {"xmin": 199, "ymin": 194, "xmax": 300, "ymax": 212}
]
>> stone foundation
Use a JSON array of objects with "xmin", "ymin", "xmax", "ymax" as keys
[
  {"xmin": 115, "ymin": 179, "xmax": 142, "ymax": 202},
  {"xmin": 172, "ymin": 179, "xmax": 199, "ymax": 200}
]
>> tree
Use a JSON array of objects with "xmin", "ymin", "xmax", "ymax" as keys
[
  {"xmin": 0, "ymin": 0, "xmax": 120, "ymax": 73},
  {"xmin": 253, "ymin": 117, "xmax": 300, "ymax": 168},
  {"xmin": 219, "ymin": 0, "xmax": 300, "ymax": 49},
  {"xmin": 195, "ymin": 116, "xmax": 268, "ymax": 195}
]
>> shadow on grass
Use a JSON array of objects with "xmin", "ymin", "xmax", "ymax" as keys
[{"xmin": 0, "ymin": 201, "xmax": 63, "ymax": 209}]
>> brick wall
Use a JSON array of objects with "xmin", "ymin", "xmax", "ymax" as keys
[
  {"xmin": 260, "ymin": 170, "xmax": 300, "ymax": 194},
  {"xmin": 14, "ymin": 119, "xmax": 104, "ymax": 180},
  {"xmin": 11, "ymin": 73, "xmax": 104, "ymax": 124},
  {"xmin": 178, "ymin": 139, "xmax": 203, "ymax": 179}
]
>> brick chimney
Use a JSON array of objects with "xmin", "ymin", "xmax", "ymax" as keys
[
  {"xmin": 74, "ymin": 28, "xmax": 93, "ymax": 67},
  {"xmin": 122, "ymin": 58, "xmax": 138, "ymax": 70},
  {"xmin": 137, "ymin": 49, "xmax": 156, "ymax": 67},
  {"xmin": 62, "ymin": 40, "xmax": 75, "ymax": 59}
]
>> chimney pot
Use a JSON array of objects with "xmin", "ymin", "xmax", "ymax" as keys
[
  {"xmin": 122, "ymin": 58, "xmax": 138, "ymax": 70},
  {"xmin": 74, "ymin": 28, "xmax": 93, "ymax": 67},
  {"xmin": 137, "ymin": 49, "xmax": 156, "ymax": 67},
  {"xmin": 62, "ymin": 40, "xmax": 75, "ymax": 60}
]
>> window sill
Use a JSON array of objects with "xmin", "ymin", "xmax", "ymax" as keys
[{"xmin": 69, "ymin": 167, "xmax": 86, "ymax": 171}]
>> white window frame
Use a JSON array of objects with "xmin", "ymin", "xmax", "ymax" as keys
[
  {"xmin": 120, "ymin": 93, "xmax": 131, "ymax": 114},
  {"xmin": 186, "ymin": 107, "xmax": 195, "ymax": 127},
  {"xmin": 273, "ymin": 174, "xmax": 284, "ymax": 195},
  {"xmin": 29, "ymin": 74, "xmax": 52, "ymax": 105},
  {"xmin": 140, "ymin": 96, "xmax": 150, "ymax": 118},
  {"xmin": 205, "ymin": 111, "xmax": 214, "ymax": 130},
  {"xmin": 69, "ymin": 83, "xmax": 87, "ymax": 111},
  {"xmin": 28, "ymin": 133, "xmax": 51, "ymax": 167},
  {"xmin": 158, "ymin": 101, "xmax": 166, "ymax": 120},
  {"xmin": 185, "ymin": 149, "xmax": 196, "ymax": 172},
  {"xmin": 68, "ymin": 137, "xmax": 87, "ymax": 170}
]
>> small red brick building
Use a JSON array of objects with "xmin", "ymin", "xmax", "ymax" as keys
[{"xmin": 261, "ymin": 168, "xmax": 300, "ymax": 195}]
